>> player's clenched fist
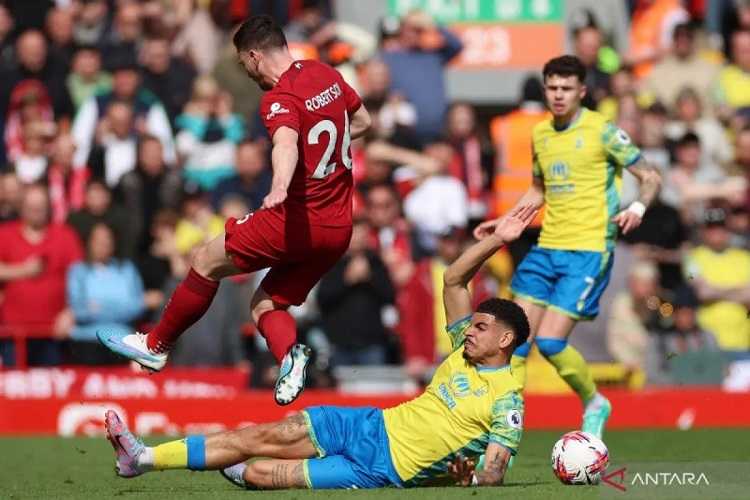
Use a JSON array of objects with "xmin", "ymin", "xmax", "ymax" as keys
[{"xmin": 262, "ymin": 188, "xmax": 288, "ymax": 210}]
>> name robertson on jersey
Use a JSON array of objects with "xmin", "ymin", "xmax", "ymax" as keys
[{"xmin": 305, "ymin": 82, "xmax": 342, "ymax": 112}]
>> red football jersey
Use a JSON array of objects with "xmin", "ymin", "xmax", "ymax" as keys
[{"xmin": 259, "ymin": 60, "xmax": 362, "ymax": 227}]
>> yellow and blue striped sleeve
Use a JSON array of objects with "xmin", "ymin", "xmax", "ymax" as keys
[
  {"xmin": 602, "ymin": 122, "xmax": 641, "ymax": 168},
  {"xmin": 489, "ymin": 392, "xmax": 524, "ymax": 455},
  {"xmin": 445, "ymin": 315, "xmax": 472, "ymax": 351}
]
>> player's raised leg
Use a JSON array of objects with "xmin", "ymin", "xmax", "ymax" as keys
[
  {"xmin": 104, "ymin": 410, "xmax": 316, "ymax": 478},
  {"xmin": 251, "ymin": 288, "xmax": 312, "ymax": 406},
  {"xmin": 533, "ymin": 309, "xmax": 611, "ymax": 438},
  {"xmin": 97, "ymin": 234, "xmax": 242, "ymax": 371}
]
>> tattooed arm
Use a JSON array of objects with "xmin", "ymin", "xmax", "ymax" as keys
[
  {"xmin": 448, "ymin": 443, "xmax": 511, "ymax": 486},
  {"xmin": 613, "ymin": 157, "xmax": 662, "ymax": 234}
]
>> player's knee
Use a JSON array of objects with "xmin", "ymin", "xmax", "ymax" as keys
[{"xmin": 191, "ymin": 242, "xmax": 220, "ymax": 278}]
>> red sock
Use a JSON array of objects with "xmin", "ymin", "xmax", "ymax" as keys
[
  {"xmin": 147, "ymin": 268, "xmax": 219, "ymax": 353},
  {"xmin": 257, "ymin": 310, "xmax": 297, "ymax": 364}
]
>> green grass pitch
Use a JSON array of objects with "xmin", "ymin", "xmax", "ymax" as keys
[{"xmin": 1, "ymin": 429, "xmax": 749, "ymax": 499}]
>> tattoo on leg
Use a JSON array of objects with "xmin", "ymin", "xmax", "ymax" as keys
[
  {"xmin": 271, "ymin": 464, "xmax": 289, "ymax": 488},
  {"xmin": 277, "ymin": 413, "xmax": 307, "ymax": 440}
]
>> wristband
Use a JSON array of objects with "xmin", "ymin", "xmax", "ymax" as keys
[{"xmin": 627, "ymin": 201, "xmax": 646, "ymax": 218}]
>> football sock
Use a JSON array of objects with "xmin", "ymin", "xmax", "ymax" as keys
[
  {"xmin": 536, "ymin": 337, "xmax": 597, "ymax": 403},
  {"xmin": 147, "ymin": 268, "xmax": 219, "ymax": 353},
  {"xmin": 149, "ymin": 435, "xmax": 206, "ymax": 471},
  {"xmin": 510, "ymin": 341, "xmax": 531, "ymax": 388},
  {"xmin": 257, "ymin": 309, "xmax": 298, "ymax": 364}
]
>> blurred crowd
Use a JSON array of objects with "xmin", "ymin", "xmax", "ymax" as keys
[{"xmin": 0, "ymin": 0, "xmax": 748, "ymax": 388}]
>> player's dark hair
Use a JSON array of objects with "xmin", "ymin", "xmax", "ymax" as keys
[
  {"xmin": 542, "ymin": 55, "xmax": 587, "ymax": 83},
  {"xmin": 233, "ymin": 15, "xmax": 288, "ymax": 52},
  {"xmin": 476, "ymin": 298, "xmax": 530, "ymax": 350}
]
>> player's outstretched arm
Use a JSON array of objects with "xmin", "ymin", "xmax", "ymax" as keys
[
  {"xmin": 349, "ymin": 104, "xmax": 372, "ymax": 140},
  {"xmin": 613, "ymin": 157, "xmax": 662, "ymax": 234},
  {"xmin": 443, "ymin": 204, "xmax": 537, "ymax": 325},
  {"xmin": 263, "ymin": 126, "xmax": 300, "ymax": 210},
  {"xmin": 474, "ymin": 176, "xmax": 544, "ymax": 240},
  {"xmin": 448, "ymin": 443, "xmax": 511, "ymax": 486}
]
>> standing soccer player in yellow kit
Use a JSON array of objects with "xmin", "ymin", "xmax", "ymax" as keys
[{"xmin": 476, "ymin": 55, "xmax": 662, "ymax": 438}]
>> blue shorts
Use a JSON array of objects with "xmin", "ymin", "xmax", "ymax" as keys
[
  {"xmin": 510, "ymin": 246, "xmax": 613, "ymax": 320},
  {"xmin": 302, "ymin": 406, "xmax": 403, "ymax": 489}
]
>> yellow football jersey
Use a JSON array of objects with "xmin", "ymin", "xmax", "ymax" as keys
[
  {"xmin": 532, "ymin": 108, "xmax": 642, "ymax": 252},
  {"xmin": 382, "ymin": 317, "xmax": 524, "ymax": 487}
]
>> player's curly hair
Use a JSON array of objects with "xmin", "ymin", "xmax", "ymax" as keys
[
  {"xmin": 233, "ymin": 15, "xmax": 288, "ymax": 52},
  {"xmin": 476, "ymin": 298, "xmax": 530, "ymax": 349},
  {"xmin": 542, "ymin": 55, "xmax": 587, "ymax": 83}
]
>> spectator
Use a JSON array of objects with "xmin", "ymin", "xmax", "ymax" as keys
[
  {"xmin": 660, "ymin": 132, "xmax": 742, "ymax": 223},
  {"xmin": 212, "ymin": 36, "xmax": 264, "ymax": 135},
  {"xmin": 211, "ymin": 140, "xmax": 271, "ymax": 211},
  {"xmin": 171, "ymin": 0, "xmax": 223, "ymax": 75},
  {"xmin": 652, "ymin": 286, "xmax": 719, "ymax": 382},
  {"xmin": 489, "ymin": 76, "xmax": 547, "ymax": 266},
  {"xmin": 1, "ymin": 29, "xmax": 74, "ymax": 123},
  {"xmin": 101, "ymin": 1, "xmax": 143, "ymax": 68},
  {"xmin": 174, "ymin": 185, "xmax": 224, "ymax": 257},
  {"xmin": 175, "ymin": 76, "xmax": 246, "ymax": 190},
  {"xmin": 380, "ymin": 9, "xmax": 462, "ymax": 144},
  {"xmin": 606, "ymin": 261, "xmax": 659, "ymax": 378},
  {"xmin": 686, "ymin": 206, "xmax": 750, "ymax": 352},
  {"xmin": 67, "ymin": 179, "xmax": 133, "ymax": 259},
  {"xmin": 705, "ymin": 0, "xmax": 750, "ymax": 57},
  {"xmin": 116, "ymin": 135, "xmax": 182, "ymax": 255},
  {"xmin": 87, "ymin": 100, "xmax": 138, "ymax": 188},
  {"xmin": 317, "ymin": 218, "xmax": 395, "ymax": 366},
  {"xmin": 597, "ymin": 66, "xmax": 638, "ymax": 122},
  {"xmin": 13, "ymin": 119, "xmax": 55, "ymax": 183},
  {"xmin": 140, "ymin": 36, "xmax": 197, "ymax": 126},
  {"xmin": 65, "ymin": 222, "xmax": 145, "ymax": 364},
  {"xmin": 71, "ymin": 51, "xmax": 176, "ymax": 171},
  {"xmin": 444, "ymin": 102, "xmax": 492, "ymax": 221},
  {"xmin": 359, "ymin": 58, "xmax": 419, "ymax": 150},
  {"xmin": 645, "ymin": 23, "xmax": 721, "ymax": 116},
  {"xmin": 366, "ymin": 183, "xmax": 414, "ymax": 290},
  {"xmin": 136, "ymin": 209, "xmax": 188, "ymax": 320},
  {"xmin": 284, "ymin": 0, "xmax": 376, "ymax": 92},
  {"xmin": 72, "ymin": 0, "xmax": 109, "ymax": 47},
  {"xmin": 728, "ymin": 126, "xmax": 750, "ymax": 180},
  {"xmin": 715, "ymin": 29, "xmax": 750, "ymax": 123},
  {"xmin": 66, "ymin": 45, "xmax": 112, "ymax": 111},
  {"xmin": 0, "ymin": 184, "xmax": 83, "ymax": 366},
  {"xmin": 46, "ymin": 132, "xmax": 89, "ymax": 223},
  {"xmin": 573, "ymin": 24, "xmax": 611, "ymax": 106},
  {"xmin": 45, "ymin": 7, "xmax": 75, "ymax": 72},
  {"xmin": 0, "ymin": 172, "xmax": 21, "ymax": 221},
  {"xmin": 625, "ymin": 0, "xmax": 689, "ymax": 79},
  {"xmin": 403, "ymin": 141, "xmax": 469, "ymax": 255},
  {"xmin": 664, "ymin": 87, "xmax": 733, "ymax": 168}
]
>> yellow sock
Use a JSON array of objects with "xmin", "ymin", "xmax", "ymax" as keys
[
  {"xmin": 547, "ymin": 345, "xmax": 596, "ymax": 403},
  {"xmin": 511, "ymin": 354, "xmax": 527, "ymax": 388},
  {"xmin": 153, "ymin": 439, "xmax": 189, "ymax": 470}
]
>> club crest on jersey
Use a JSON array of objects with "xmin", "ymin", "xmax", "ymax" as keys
[
  {"xmin": 266, "ymin": 102, "xmax": 290, "ymax": 120},
  {"xmin": 549, "ymin": 161, "xmax": 570, "ymax": 180}
]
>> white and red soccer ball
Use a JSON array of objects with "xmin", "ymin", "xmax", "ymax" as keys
[{"xmin": 551, "ymin": 431, "xmax": 609, "ymax": 485}]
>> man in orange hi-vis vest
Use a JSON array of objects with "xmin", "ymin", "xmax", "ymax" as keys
[
  {"xmin": 626, "ymin": 0, "xmax": 689, "ymax": 79},
  {"xmin": 490, "ymin": 77, "xmax": 548, "ymax": 267}
]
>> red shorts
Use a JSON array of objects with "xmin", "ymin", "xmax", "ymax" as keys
[{"xmin": 224, "ymin": 210, "xmax": 351, "ymax": 306}]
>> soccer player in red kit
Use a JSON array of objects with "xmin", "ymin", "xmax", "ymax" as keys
[{"xmin": 98, "ymin": 15, "xmax": 371, "ymax": 405}]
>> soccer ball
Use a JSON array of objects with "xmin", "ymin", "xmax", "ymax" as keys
[{"xmin": 551, "ymin": 431, "xmax": 609, "ymax": 485}]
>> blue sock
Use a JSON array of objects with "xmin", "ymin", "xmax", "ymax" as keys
[
  {"xmin": 186, "ymin": 435, "xmax": 206, "ymax": 470},
  {"xmin": 535, "ymin": 337, "xmax": 567, "ymax": 357}
]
